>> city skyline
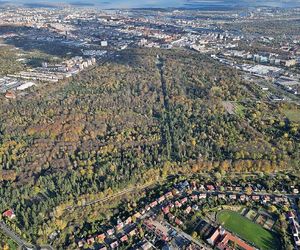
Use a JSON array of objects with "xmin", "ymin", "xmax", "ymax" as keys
[{"xmin": 1, "ymin": 0, "xmax": 300, "ymax": 8}]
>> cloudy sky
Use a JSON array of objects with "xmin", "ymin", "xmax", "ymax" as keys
[{"xmin": 1, "ymin": 0, "xmax": 300, "ymax": 8}]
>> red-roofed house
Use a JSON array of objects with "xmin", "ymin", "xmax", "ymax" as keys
[
  {"xmin": 116, "ymin": 222, "xmax": 124, "ymax": 231},
  {"xmin": 162, "ymin": 206, "xmax": 170, "ymax": 214},
  {"xmin": 107, "ymin": 228, "xmax": 114, "ymax": 236},
  {"xmin": 158, "ymin": 196, "xmax": 165, "ymax": 203},
  {"xmin": 206, "ymin": 185, "xmax": 215, "ymax": 191},
  {"xmin": 150, "ymin": 201, "xmax": 158, "ymax": 208},
  {"xmin": 175, "ymin": 218, "xmax": 183, "ymax": 226},
  {"xmin": 240, "ymin": 195, "xmax": 246, "ymax": 201},
  {"xmin": 125, "ymin": 217, "xmax": 132, "ymax": 225},
  {"xmin": 120, "ymin": 235, "xmax": 128, "ymax": 242},
  {"xmin": 97, "ymin": 233, "xmax": 106, "ymax": 242},
  {"xmin": 87, "ymin": 237, "xmax": 95, "ymax": 245},
  {"xmin": 191, "ymin": 194, "xmax": 198, "ymax": 201},
  {"xmin": 175, "ymin": 201, "xmax": 182, "ymax": 208},
  {"xmin": 181, "ymin": 197, "xmax": 188, "ymax": 204},
  {"xmin": 5, "ymin": 91, "xmax": 16, "ymax": 99},
  {"xmin": 2, "ymin": 209, "xmax": 16, "ymax": 219}
]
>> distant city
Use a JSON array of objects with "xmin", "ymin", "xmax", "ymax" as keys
[{"xmin": 1, "ymin": 0, "xmax": 300, "ymax": 9}]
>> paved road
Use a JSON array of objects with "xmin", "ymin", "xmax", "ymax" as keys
[
  {"xmin": 0, "ymin": 221, "xmax": 54, "ymax": 250},
  {"xmin": 0, "ymin": 221, "xmax": 35, "ymax": 249}
]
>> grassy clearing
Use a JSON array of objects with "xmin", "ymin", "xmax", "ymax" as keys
[
  {"xmin": 217, "ymin": 210, "xmax": 281, "ymax": 250},
  {"xmin": 234, "ymin": 103, "xmax": 245, "ymax": 117},
  {"xmin": 283, "ymin": 109, "xmax": 300, "ymax": 122}
]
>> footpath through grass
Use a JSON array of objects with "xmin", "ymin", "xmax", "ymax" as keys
[{"xmin": 217, "ymin": 210, "xmax": 281, "ymax": 250}]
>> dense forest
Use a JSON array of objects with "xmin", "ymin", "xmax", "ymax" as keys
[{"xmin": 0, "ymin": 48, "xmax": 299, "ymax": 246}]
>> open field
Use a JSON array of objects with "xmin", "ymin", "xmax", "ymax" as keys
[
  {"xmin": 217, "ymin": 210, "xmax": 281, "ymax": 250},
  {"xmin": 283, "ymin": 109, "xmax": 300, "ymax": 122}
]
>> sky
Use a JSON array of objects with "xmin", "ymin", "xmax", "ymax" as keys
[{"xmin": 1, "ymin": 0, "xmax": 300, "ymax": 8}]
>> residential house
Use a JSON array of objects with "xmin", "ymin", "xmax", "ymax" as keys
[
  {"xmin": 110, "ymin": 241, "xmax": 119, "ymax": 249},
  {"xmin": 240, "ymin": 195, "xmax": 246, "ymax": 202},
  {"xmin": 185, "ymin": 206, "xmax": 192, "ymax": 214},
  {"xmin": 150, "ymin": 201, "xmax": 158, "ymax": 208},
  {"xmin": 172, "ymin": 189, "xmax": 180, "ymax": 195},
  {"xmin": 141, "ymin": 241, "xmax": 152, "ymax": 250},
  {"xmin": 158, "ymin": 196, "xmax": 165, "ymax": 203},
  {"xmin": 87, "ymin": 237, "xmax": 95, "ymax": 245},
  {"xmin": 168, "ymin": 213, "xmax": 175, "ymax": 221},
  {"xmin": 5, "ymin": 91, "xmax": 16, "ymax": 99},
  {"xmin": 78, "ymin": 240, "xmax": 85, "ymax": 248},
  {"xmin": 192, "ymin": 204, "xmax": 199, "ymax": 211},
  {"xmin": 191, "ymin": 194, "xmax": 198, "ymax": 201},
  {"xmin": 181, "ymin": 197, "xmax": 188, "ymax": 204},
  {"xmin": 175, "ymin": 218, "xmax": 183, "ymax": 226},
  {"xmin": 120, "ymin": 235, "xmax": 128, "ymax": 242},
  {"xmin": 162, "ymin": 206, "xmax": 170, "ymax": 214},
  {"xmin": 107, "ymin": 228, "xmax": 115, "ymax": 236},
  {"xmin": 165, "ymin": 191, "xmax": 173, "ymax": 199},
  {"xmin": 116, "ymin": 222, "xmax": 124, "ymax": 231},
  {"xmin": 96, "ymin": 233, "xmax": 106, "ymax": 242},
  {"xmin": 218, "ymin": 194, "xmax": 226, "ymax": 199},
  {"xmin": 134, "ymin": 212, "xmax": 142, "ymax": 219},
  {"xmin": 263, "ymin": 196, "xmax": 271, "ymax": 203},
  {"xmin": 175, "ymin": 201, "xmax": 182, "ymax": 208},
  {"xmin": 206, "ymin": 185, "xmax": 215, "ymax": 191},
  {"xmin": 128, "ymin": 229, "xmax": 136, "ymax": 237},
  {"xmin": 125, "ymin": 217, "xmax": 132, "ymax": 225},
  {"xmin": 229, "ymin": 194, "xmax": 236, "ymax": 200},
  {"xmin": 199, "ymin": 193, "xmax": 207, "ymax": 199},
  {"xmin": 2, "ymin": 209, "xmax": 16, "ymax": 219}
]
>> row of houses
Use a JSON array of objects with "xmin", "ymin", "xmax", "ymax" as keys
[
  {"xmin": 77, "ymin": 218, "xmax": 137, "ymax": 249},
  {"xmin": 76, "ymin": 191, "xmax": 177, "ymax": 248},
  {"xmin": 75, "ymin": 179, "xmax": 294, "ymax": 249}
]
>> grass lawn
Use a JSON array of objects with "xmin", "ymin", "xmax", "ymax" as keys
[
  {"xmin": 234, "ymin": 103, "xmax": 245, "ymax": 118},
  {"xmin": 283, "ymin": 109, "xmax": 300, "ymax": 122},
  {"xmin": 217, "ymin": 210, "xmax": 281, "ymax": 250}
]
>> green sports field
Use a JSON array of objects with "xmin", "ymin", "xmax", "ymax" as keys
[{"xmin": 216, "ymin": 210, "xmax": 281, "ymax": 250}]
